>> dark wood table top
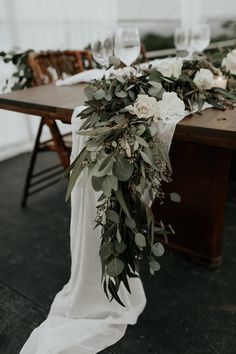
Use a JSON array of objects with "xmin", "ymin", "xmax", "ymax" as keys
[{"xmin": 0, "ymin": 83, "xmax": 236, "ymax": 150}]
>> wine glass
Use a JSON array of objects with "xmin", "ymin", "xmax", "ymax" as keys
[
  {"xmin": 114, "ymin": 27, "xmax": 141, "ymax": 66},
  {"xmin": 190, "ymin": 24, "xmax": 211, "ymax": 52},
  {"xmin": 91, "ymin": 31, "xmax": 113, "ymax": 67},
  {"xmin": 174, "ymin": 27, "xmax": 190, "ymax": 51}
]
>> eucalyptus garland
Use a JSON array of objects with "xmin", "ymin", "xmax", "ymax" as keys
[
  {"xmin": 66, "ymin": 52, "xmax": 236, "ymax": 306},
  {"xmin": 0, "ymin": 49, "xmax": 33, "ymax": 91}
]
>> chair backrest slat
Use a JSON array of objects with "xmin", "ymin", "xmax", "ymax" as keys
[{"xmin": 27, "ymin": 49, "xmax": 93, "ymax": 86}]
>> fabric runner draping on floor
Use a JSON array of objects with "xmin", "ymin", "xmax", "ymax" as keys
[
  {"xmin": 20, "ymin": 91, "xmax": 192, "ymax": 353},
  {"xmin": 20, "ymin": 106, "xmax": 146, "ymax": 354}
]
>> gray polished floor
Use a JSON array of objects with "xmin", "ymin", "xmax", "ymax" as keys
[{"xmin": 0, "ymin": 152, "xmax": 235, "ymax": 354}]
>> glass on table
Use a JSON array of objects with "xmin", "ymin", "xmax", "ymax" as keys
[
  {"xmin": 174, "ymin": 23, "xmax": 210, "ymax": 59},
  {"xmin": 190, "ymin": 24, "xmax": 210, "ymax": 52},
  {"xmin": 174, "ymin": 26, "xmax": 190, "ymax": 51},
  {"xmin": 114, "ymin": 27, "xmax": 141, "ymax": 66},
  {"xmin": 91, "ymin": 31, "xmax": 114, "ymax": 67}
]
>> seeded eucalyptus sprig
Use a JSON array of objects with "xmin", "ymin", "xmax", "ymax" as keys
[{"xmin": 66, "ymin": 54, "xmax": 236, "ymax": 306}]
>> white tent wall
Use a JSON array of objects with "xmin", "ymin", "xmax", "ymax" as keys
[
  {"xmin": 118, "ymin": 0, "xmax": 236, "ymax": 35},
  {"xmin": 1, "ymin": 0, "xmax": 236, "ymax": 161},
  {"xmin": 0, "ymin": 0, "xmax": 117, "ymax": 161}
]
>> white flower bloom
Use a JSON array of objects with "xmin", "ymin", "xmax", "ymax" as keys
[
  {"xmin": 155, "ymin": 92, "xmax": 185, "ymax": 122},
  {"xmin": 172, "ymin": 58, "xmax": 183, "ymax": 79},
  {"xmin": 158, "ymin": 61, "xmax": 173, "ymax": 78},
  {"xmin": 193, "ymin": 68, "xmax": 215, "ymax": 90},
  {"xmin": 111, "ymin": 67, "xmax": 137, "ymax": 78},
  {"xmin": 222, "ymin": 49, "xmax": 236, "ymax": 75},
  {"xmin": 157, "ymin": 58, "xmax": 183, "ymax": 79},
  {"xmin": 126, "ymin": 94, "xmax": 159, "ymax": 119}
]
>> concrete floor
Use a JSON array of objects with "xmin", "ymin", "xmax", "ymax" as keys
[{"xmin": 0, "ymin": 152, "xmax": 235, "ymax": 354}]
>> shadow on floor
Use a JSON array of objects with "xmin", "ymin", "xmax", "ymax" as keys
[{"xmin": 0, "ymin": 152, "xmax": 235, "ymax": 354}]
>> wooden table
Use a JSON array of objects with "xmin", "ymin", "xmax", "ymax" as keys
[{"xmin": 1, "ymin": 83, "xmax": 236, "ymax": 267}]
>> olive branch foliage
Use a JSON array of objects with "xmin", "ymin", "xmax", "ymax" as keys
[{"xmin": 65, "ymin": 53, "xmax": 236, "ymax": 306}]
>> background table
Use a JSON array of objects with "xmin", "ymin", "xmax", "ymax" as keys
[{"xmin": 0, "ymin": 83, "xmax": 236, "ymax": 267}]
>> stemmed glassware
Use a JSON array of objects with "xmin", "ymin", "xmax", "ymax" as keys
[
  {"xmin": 190, "ymin": 24, "xmax": 210, "ymax": 52},
  {"xmin": 91, "ymin": 31, "xmax": 114, "ymax": 67},
  {"xmin": 114, "ymin": 27, "xmax": 141, "ymax": 66},
  {"xmin": 91, "ymin": 28, "xmax": 141, "ymax": 68},
  {"xmin": 174, "ymin": 23, "xmax": 210, "ymax": 56},
  {"xmin": 174, "ymin": 27, "xmax": 191, "ymax": 51}
]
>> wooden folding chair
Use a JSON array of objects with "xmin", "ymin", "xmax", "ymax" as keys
[{"xmin": 21, "ymin": 50, "xmax": 93, "ymax": 207}]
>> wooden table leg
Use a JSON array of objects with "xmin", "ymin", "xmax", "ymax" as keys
[{"xmin": 153, "ymin": 140, "xmax": 232, "ymax": 268}]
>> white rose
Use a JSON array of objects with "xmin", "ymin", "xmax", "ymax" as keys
[
  {"xmin": 157, "ymin": 58, "xmax": 183, "ymax": 79},
  {"xmin": 222, "ymin": 49, "xmax": 236, "ymax": 75},
  {"xmin": 126, "ymin": 94, "xmax": 159, "ymax": 119},
  {"xmin": 155, "ymin": 92, "xmax": 185, "ymax": 122},
  {"xmin": 193, "ymin": 68, "xmax": 215, "ymax": 90},
  {"xmin": 158, "ymin": 61, "xmax": 173, "ymax": 78}
]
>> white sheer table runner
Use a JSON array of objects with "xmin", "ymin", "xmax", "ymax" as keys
[
  {"xmin": 20, "ymin": 106, "xmax": 146, "ymax": 354},
  {"xmin": 56, "ymin": 59, "xmax": 163, "ymax": 86}
]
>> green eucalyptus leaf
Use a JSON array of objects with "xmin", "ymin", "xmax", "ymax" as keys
[
  {"xmin": 105, "ymin": 92, "xmax": 112, "ymax": 101},
  {"xmin": 133, "ymin": 140, "xmax": 139, "ymax": 151},
  {"xmin": 105, "ymin": 223, "xmax": 117, "ymax": 238},
  {"xmin": 93, "ymin": 158, "xmax": 113, "ymax": 177},
  {"xmin": 151, "ymin": 242, "xmax": 165, "ymax": 257},
  {"xmin": 113, "ymin": 156, "xmax": 134, "ymax": 181},
  {"xmin": 128, "ymin": 90, "xmax": 136, "ymax": 100},
  {"xmin": 135, "ymin": 135, "xmax": 149, "ymax": 148},
  {"xmin": 126, "ymin": 84, "xmax": 135, "ymax": 90},
  {"xmin": 149, "ymin": 260, "xmax": 160, "ymax": 274},
  {"xmin": 135, "ymin": 124, "xmax": 146, "ymax": 136},
  {"xmin": 135, "ymin": 233, "xmax": 146, "ymax": 248},
  {"xmin": 106, "ymin": 258, "xmax": 124, "ymax": 277},
  {"xmin": 108, "ymin": 175, "xmax": 118, "ymax": 191},
  {"xmin": 102, "ymin": 176, "xmax": 112, "ymax": 197},
  {"xmin": 93, "ymin": 88, "xmax": 106, "ymax": 100},
  {"xmin": 114, "ymin": 240, "xmax": 126, "ymax": 254},
  {"xmin": 116, "ymin": 228, "xmax": 122, "ymax": 242},
  {"xmin": 86, "ymin": 142, "xmax": 103, "ymax": 152},
  {"xmin": 148, "ymin": 86, "xmax": 162, "ymax": 97},
  {"xmin": 116, "ymin": 76, "xmax": 126, "ymax": 84},
  {"xmin": 65, "ymin": 148, "xmax": 87, "ymax": 201},
  {"xmin": 125, "ymin": 216, "xmax": 136, "ymax": 229},
  {"xmin": 108, "ymin": 278, "xmax": 125, "ymax": 307},
  {"xmin": 99, "ymin": 241, "xmax": 113, "ymax": 260},
  {"xmin": 84, "ymin": 86, "xmax": 95, "ymax": 100},
  {"xmin": 91, "ymin": 176, "xmax": 104, "ymax": 192},
  {"xmin": 115, "ymin": 90, "xmax": 127, "ymax": 98},
  {"xmin": 149, "ymin": 81, "xmax": 163, "ymax": 89},
  {"xmin": 140, "ymin": 151, "xmax": 156, "ymax": 169},
  {"xmin": 120, "ymin": 272, "xmax": 131, "ymax": 294},
  {"xmin": 170, "ymin": 192, "xmax": 181, "ymax": 203},
  {"xmin": 115, "ymin": 189, "xmax": 131, "ymax": 218},
  {"xmin": 107, "ymin": 209, "xmax": 120, "ymax": 224},
  {"xmin": 149, "ymin": 69, "xmax": 161, "ymax": 82}
]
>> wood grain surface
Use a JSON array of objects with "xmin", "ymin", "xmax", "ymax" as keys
[{"xmin": 0, "ymin": 83, "xmax": 236, "ymax": 149}]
